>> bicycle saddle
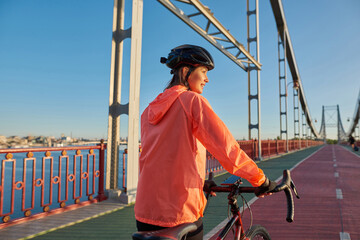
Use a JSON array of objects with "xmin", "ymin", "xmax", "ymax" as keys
[{"xmin": 132, "ymin": 222, "xmax": 197, "ymax": 240}]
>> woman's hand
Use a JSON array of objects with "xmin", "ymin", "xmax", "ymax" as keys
[
  {"xmin": 255, "ymin": 177, "xmax": 277, "ymax": 197},
  {"xmin": 203, "ymin": 179, "xmax": 217, "ymax": 197}
]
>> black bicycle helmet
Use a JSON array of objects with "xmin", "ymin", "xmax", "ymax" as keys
[{"xmin": 160, "ymin": 44, "xmax": 214, "ymax": 71}]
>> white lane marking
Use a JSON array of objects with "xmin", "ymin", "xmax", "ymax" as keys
[
  {"xmin": 334, "ymin": 163, "xmax": 337, "ymax": 167},
  {"xmin": 336, "ymin": 189, "xmax": 343, "ymax": 199},
  {"xmin": 340, "ymin": 232, "xmax": 351, "ymax": 240},
  {"xmin": 334, "ymin": 172, "xmax": 339, "ymax": 178}
]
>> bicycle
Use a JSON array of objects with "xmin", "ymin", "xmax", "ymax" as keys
[{"xmin": 132, "ymin": 169, "xmax": 299, "ymax": 240}]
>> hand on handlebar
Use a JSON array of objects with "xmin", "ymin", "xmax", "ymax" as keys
[
  {"xmin": 205, "ymin": 170, "xmax": 299, "ymax": 223},
  {"xmin": 255, "ymin": 177, "xmax": 277, "ymax": 197},
  {"xmin": 204, "ymin": 172, "xmax": 217, "ymax": 197},
  {"xmin": 203, "ymin": 179, "xmax": 217, "ymax": 197}
]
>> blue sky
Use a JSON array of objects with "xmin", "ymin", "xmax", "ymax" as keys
[{"xmin": 0, "ymin": 0, "xmax": 359, "ymax": 140}]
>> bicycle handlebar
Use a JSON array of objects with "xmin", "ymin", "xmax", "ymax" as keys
[
  {"xmin": 208, "ymin": 169, "xmax": 300, "ymax": 223},
  {"xmin": 269, "ymin": 170, "xmax": 300, "ymax": 222}
]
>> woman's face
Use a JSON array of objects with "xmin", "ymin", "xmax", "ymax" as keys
[{"xmin": 187, "ymin": 66, "xmax": 209, "ymax": 94}]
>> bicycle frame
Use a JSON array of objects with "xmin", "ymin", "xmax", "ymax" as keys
[
  {"xmin": 213, "ymin": 185, "xmax": 250, "ymax": 240},
  {"xmin": 217, "ymin": 212, "xmax": 245, "ymax": 240},
  {"xmin": 210, "ymin": 169, "xmax": 299, "ymax": 240}
]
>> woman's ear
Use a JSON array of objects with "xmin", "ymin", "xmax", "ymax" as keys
[{"xmin": 181, "ymin": 66, "xmax": 189, "ymax": 76}]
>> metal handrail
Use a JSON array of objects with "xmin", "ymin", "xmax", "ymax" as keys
[{"xmin": 0, "ymin": 141, "xmax": 107, "ymax": 226}]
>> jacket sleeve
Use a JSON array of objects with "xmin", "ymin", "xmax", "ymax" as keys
[{"xmin": 179, "ymin": 92, "xmax": 266, "ymax": 187}]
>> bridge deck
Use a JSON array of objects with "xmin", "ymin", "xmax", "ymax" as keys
[
  {"xmin": 0, "ymin": 144, "xmax": 358, "ymax": 239},
  {"xmin": 208, "ymin": 144, "xmax": 360, "ymax": 240}
]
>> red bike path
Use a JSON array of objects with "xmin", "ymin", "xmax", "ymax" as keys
[{"xmin": 208, "ymin": 145, "xmax": 360, "ymax": 240}]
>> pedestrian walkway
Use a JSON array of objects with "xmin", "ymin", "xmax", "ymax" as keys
[
  {"xmin": 0, "ymin": 144, "xmax": 343, "ymax": 239},
  {"xmin": 208, "ymin": 144, "xmax": 360, "ymax": 239},
  {"xmin": 0, "ymin": 199, "xmax": 127, "ymax": 239},
  {"xmin": 343, "ymin": 144, "xmax": 360, "ymax": 157}
]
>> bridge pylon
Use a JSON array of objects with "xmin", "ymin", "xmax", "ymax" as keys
[
  {"xmin": 319, "ymin": 105, "xmax": 346, "ymax": 142},
  {"xmin": 106, "ymin": 0, "xmax": 143, "ymax": 204}
]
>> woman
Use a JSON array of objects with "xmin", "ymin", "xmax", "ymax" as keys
[{"xmin": 134, "ymin": 45, "xmax": 275, "ymax": 239}]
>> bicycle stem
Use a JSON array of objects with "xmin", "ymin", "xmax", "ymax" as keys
[{"xmin": 228, "ymin": 195, "xmax": 240, "ymax": 215}]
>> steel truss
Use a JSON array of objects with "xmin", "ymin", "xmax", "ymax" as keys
[{"xmin": 157, "ymin": 0, "xmax": 261, "ymax": 71}]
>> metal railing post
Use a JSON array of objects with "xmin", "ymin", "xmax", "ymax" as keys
[{"xmin": 96, "ymin": 140, "xmax": 107, "ymax": 202}]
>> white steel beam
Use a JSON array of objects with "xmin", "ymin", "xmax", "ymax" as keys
[
  {"xmin": 106, "ymin": 0, "xmax": 143, "ymax": 205},
  {"xmin": 125, "ymin": 0, "xmax": 143, "ymax": 204},
  {"xmin": 157, "ymin": 0, "xmax": 262, "ymax": 72},
  {"xmin": 106, "ymin": 0, "xmax": 126, "ymax": 191}
]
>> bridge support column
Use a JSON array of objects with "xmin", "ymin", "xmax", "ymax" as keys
[
  {"xmin": 106, "ymin": 0, "xmax": 143, "ymax": 204},
  {"xmin": 247, "ymin": 0, "xmax": 262, "ymax": 160},
  {"xmin": 293, "ymin": 88, "xmax": 301, "ymax": 147},
  {"xmin": 106, "ymin": 0, "xmax": 126, "ymax": 200},
  {"xmin": 277, "ymin": 29, "xmax": 288, "ymax": 152},
  {"xmin": 122, "ymin": 0, "xmax": 143, "ymax": 204}
]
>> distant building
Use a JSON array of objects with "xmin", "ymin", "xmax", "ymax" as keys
[
  {"xmin": 61, "ymin": 136, "xmax": 71, "ymax": 142},
  {"xmin": 0, "ymin": 135, "xmax": 7, "ymax": 148}
]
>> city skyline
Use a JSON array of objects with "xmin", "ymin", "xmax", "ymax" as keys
[{"xmin": 1, "ymin": 1, "xmax": 359, "ymax": 140}]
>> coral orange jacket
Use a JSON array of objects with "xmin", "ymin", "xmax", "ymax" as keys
[{"xmin": 134, "ymin": 85, "xmax": 265, "ymax": 227}]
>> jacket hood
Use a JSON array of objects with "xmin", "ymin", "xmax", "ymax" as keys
[{"xmin": 148, "ymin": 85, "xmax": 188, "ymax": 125}]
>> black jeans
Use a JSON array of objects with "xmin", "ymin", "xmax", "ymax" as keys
[{"xmin": 136, "ymin": 218, "xmax": 203, "ymax": 240}]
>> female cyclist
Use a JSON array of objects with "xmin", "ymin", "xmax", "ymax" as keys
[{"xmin": 134, "ymin": 45, "xmax": 276, "ymax": 240}]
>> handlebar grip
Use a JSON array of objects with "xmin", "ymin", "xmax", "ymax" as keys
[
  {"xmin": 271, "ymin": 170, "xmax": 297, "ymax": 223},
  {"xmin": 284, "ymin": 187, "xmax": 294, "ymax": 222}
]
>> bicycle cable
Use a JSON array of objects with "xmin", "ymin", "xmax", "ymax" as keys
[{"xmin": 240, "ymin": 194, "xmax": 253, "ymax": 230}]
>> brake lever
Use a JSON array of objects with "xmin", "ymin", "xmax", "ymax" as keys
[{"xmin": 290, "ymin": 180, "xmax": 300, "ymax": 199}]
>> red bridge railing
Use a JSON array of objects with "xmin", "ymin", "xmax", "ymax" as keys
[
  {"xmin": 0, "ymin": 141, "xmax": 106, "ymax": 228},
  {"xmin": 205, "ymin": 139, "xmax": 323, "ymax": 176},
  {"xmin": 1, "ymin": 139, "xmax": 322, "ymax": 228}
]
